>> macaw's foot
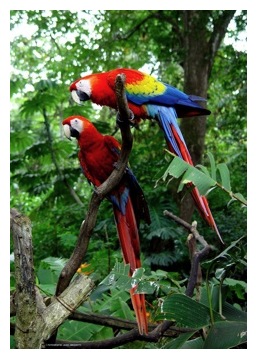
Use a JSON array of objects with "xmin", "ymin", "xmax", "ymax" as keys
[{"xmin": 116, "ymin": 110, "xmax": 135, "ymax": 126}]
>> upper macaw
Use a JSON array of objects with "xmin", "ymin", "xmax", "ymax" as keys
[
  {"xmin": 62, "ymin": 115, "xmax": 150, "ymax": 335},
  {"xmin": 69, "ymin": 68, "xmax": 222, "ymax": 242}
]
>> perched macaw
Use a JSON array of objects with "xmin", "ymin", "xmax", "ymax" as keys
[
  {"xmin": 70, "ymin": 68, "xmax": 222, "ymax": 242},
  {"xmin": 62, "ymin": 115, "xmax": 150, "ymax": 335}
]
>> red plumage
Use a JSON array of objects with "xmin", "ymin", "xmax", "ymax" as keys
[
  {"xmin": 70, "ymin": 68, "xmax": 222, "ymax": 242},
  {"xmin": 62, "ymin": 115, "xmax": 149, "ymax": 334}
]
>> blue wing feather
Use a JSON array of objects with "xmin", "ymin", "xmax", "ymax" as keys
[{"xmin": 126, "ymin": 83, "xmax": 206, "ymax": 110}]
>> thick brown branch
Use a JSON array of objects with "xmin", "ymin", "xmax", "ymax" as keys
[
  {"xmin": 11, "ymin": 208, "xmax": 38, "ymax": 348},
  {"xmin": 45, "ymin": 321, "xmax": 195, "ymax": 349},
  {"xmin": 68, "ymin": 311, "xmax": 194, "ymax": 337},
  {"xmin": 11, "ymin": 208, "xmax": 94, "ymax": 348},
  {"xmin": 56, "ymin": 73, "xmax": 133, "ymax": 296}
]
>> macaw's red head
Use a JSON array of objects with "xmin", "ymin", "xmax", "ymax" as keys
[
  {"xmin": 62, "ymin": 115, "xmax": 92, "ymax": 140},
  {"xmin": 70, "ymin": 76, "xmax": 93, "ymax": 104}
]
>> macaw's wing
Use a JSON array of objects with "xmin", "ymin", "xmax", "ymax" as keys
[
  {"xmin": 104, "ymin": 135, "xmax": 150, "ymax": 226},
  {"xmin": 126, "ymin": 81, "xmax": 210, "ymax": 117},
  {"xmin": 124, "ymin": 168, "xmax": 151, "ymax": 226},
  {"xmin": 78, "ymin": 151, "xmax": 101, "ymax": 187},
  {"xmin": 104, "ymin": 135, "xmax": 121, "ymax": 156}
]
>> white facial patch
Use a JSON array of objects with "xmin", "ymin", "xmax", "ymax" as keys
[
  {"xmin": 70, "ymin": 118, "xmax": 84, "ymax": 134},
  {"xmin": 76, "ymin": 79, "xmax": 92, "ymax": 96}
]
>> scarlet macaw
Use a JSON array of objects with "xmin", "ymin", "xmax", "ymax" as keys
[
  {"xmin": 62, "ymin": 115, "xmax": 150, "ymax": 334},
  {"xmin": 70, "ymin": 68, "xmax": 222, "ymax": 241}
]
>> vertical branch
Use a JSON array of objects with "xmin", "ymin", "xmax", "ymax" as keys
[
  {"xmin": 11, "ymin": 208, "xmax": 95, "ymax": 348},
  {"xmin": 163, "ymin": 211, "xmax": 211, "ymax": 297},
  {"xmin": 11, "ymin": 208, "xmax": 40, "ymax": 348}
]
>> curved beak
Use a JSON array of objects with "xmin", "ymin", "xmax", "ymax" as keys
[
  {"xmin": 71, "ymin": 90, "xmax": 90, "ymax": 104},
  {"xmin": 63, "ymin": 124, "xmax": 72, "ymax": 140}
]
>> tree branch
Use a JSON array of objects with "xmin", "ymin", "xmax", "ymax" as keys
[
  {"xmin": 45, "ymin": 320, "xmax": 195, "ymax": 349},
  {"xmin": 10, "ymin": 208, "xmax": 94, "ymax": 348},
  {"xmin": 68, "ymin": 310, "xmax": 194, "ymax": 336},
  {"xmin": 113, "ymin": 12, "xmax": 156, "ymax": 40},
  {"xmin": 56, "ymin": 73, "xmax": 133, "ymax": 296},
  {"xmin": 163, "ymin": 210, "xmax": 211, "ymax": 297},
  {"xmin": 208, "ymin": 10, "xmax": 236, "ymax": 71},
  {"xmin": 11, "ymin": 208, "xmax": 37, "ymax": 348}
]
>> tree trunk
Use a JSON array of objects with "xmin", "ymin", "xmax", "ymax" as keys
[{"xmin": 179, "ymin": 10, "xmax": 236, "ymax": 223}]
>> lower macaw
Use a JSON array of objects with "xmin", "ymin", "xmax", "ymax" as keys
[
  {"xmin": 62, "ymin": 115, "xmax": 150, "ymax": 335},
  {"xmin": 69, "ymin": 68, "xmax": 222, "ymax": 242}
]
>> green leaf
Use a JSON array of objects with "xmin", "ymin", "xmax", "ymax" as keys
[
  {"xmin": 37, "ymin": 283, "xmax": 56, "ymax": 296},
  {"xmin": 196, "ymin": 164, "xmax": 210, "ymax": 177},
  {"xmin": 100, "ymin": 262, "xmax": 132, "ymax": 291},
  {"xmin": 96, "ymin": 289, "xmax": 131, "ymax": 312},
  {"xmin": 204, "ymin": 321, "xmax": 247, "ymax": 348},
  {"xmin": 162, "ymin": 331, "xmax": 196, "ymax": 349},
  {"xmin": 222, "ymin": 302, "xmax": 247, "ymax": 322},
  {"xmin": 159, "ymin": 293, "xmax": 223, "ymax": 328},
  {"xmin": 223, "ymin": 278, "xmax": 247, "ymax": 299},
  {"xmin": 181, "ymin": 337, "xmax": 204, "ymax": 349},
  {"xmin": 37, "ymin": 257, "xmax": 68, "ymax": 284},
  {"xmin": 162, "ymin": 155, "xmax": 216, "ymax": 195},
  {"xmin": 233, "ymin": 192, "xmax": 247, "ymax": 206},
  {"xmin": 113, "ymin": 297, "xmax": 135, "ymax": 321},
  {"xmin": 136, "ymin": 280, "xmax": 159, "ymax": 294},
  {"xmin": 217, "ymin": 163, "xmax": 231, "ymax": 192},
  {"xmin": 162, "ymin": 156, "xmax": 188, "ymax": 181},
  {"xmin": 207, "ymin": 152, "xmax": 217, "ymax": 181}
]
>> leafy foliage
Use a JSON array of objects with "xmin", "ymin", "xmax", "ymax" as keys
[
  {"xmin": 162, "ymin": 151, "xmax": 247, "ymax": 206},
  {"xmin": 10, "ymin": 10, "xmax": 246, "ymax": 349}
]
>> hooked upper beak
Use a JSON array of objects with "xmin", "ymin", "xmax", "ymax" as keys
[
  {"xmin": 71, "ymin": 90, "xmax": 90, "ymax": 104},
  {"xmin": 63, "ymin": 123, "xmax": 80, "ymax": 140},
  {"xmin": 63, "ymin": 124, "xmax": 72, "ymax": 140}
]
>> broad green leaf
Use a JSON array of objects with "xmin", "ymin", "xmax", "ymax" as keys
[
  {"xmin": 162, "ymin": 331, "xmax": 196, "ymax": 349},
  {"xmin": 181, "ymin": 337, "xmax": 204, "ymax": 349},
  {"xmin": 37, "ymin": 283, "xmax": 56, "ymax": 296},
  {"xmin": 196, "ymin": 164, "xmax": 210, "ymax": 177},
  {"xmin": 132, "ymin": 267, "xmax": 144, "ymax": 279},
  {"xmin": 180, "ymin": 166, "xmax": 216, "ymax": 195},
  {"xmin": 100, "ymin": 262, "xmax": 132, "ymax": 291},
  {"xmin": 217, "ymin": 163, "xmax": 231, "ymax": 192},
  {"xmin": 163, "ymin": 155, "xmax": 216, "ymax": 195},
  {"xmin": 159, "ymin": 293, "xmax": 223, "ymax": 328},
  {"xmin": 223, "ymin": 278, "xmax": 247, "ymax": 299},
  {"xmin": 58, "ymin": 320, "xmax": 113, "ymax": 341},
  {"xmin": 162, "ymin": 156, "xmax": 188, "ymax": 181},
  {"xmin": 96, "ymin": 289, "xmax": 130, "ymax": 312},
  {"xmin": 37, "ymin": 257, "xmax": 68, "ymax": 284},
  {"xmin": 136, "ymin": 280, "xmax": 160, "ymax": 294},
  {"xmin": 203, "ymin": 321, "xmax": 247, "ymax": 348},
  {"xmin": 222, "ymin": 302, "xmax": 247, "ymax": 322},
  {"xmin": 113, "ymin": 297, "xmax": 135, "ymax": 321}
]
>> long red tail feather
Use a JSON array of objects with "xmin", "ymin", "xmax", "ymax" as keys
[
  {"xmin": 113, "ymin": 197, "xmax": 148, "ymax": 334},
  {"xmin": 168, "ymin": 122, "xmax": 223, "ymax": 242}
]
